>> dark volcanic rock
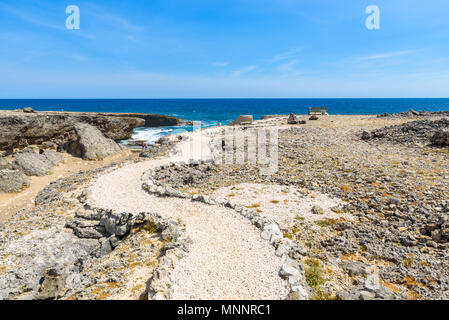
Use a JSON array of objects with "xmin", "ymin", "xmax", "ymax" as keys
[
  {"xmin": 288, "ymin": 113, "xmax": 298, "ymax": 124},
  {"xmin": 0, "ymin": 169, "xmax": 30, "ymax": 193},
  {"xmin": 65, "ymin": 123, "xmax": 123, "ymax": 161},
  {"xmin": 430, "ymin": 131, "xmax": 449, "ymax": 146},
  {"xmin": 377, "ymin": 109, "xmax": 449, "ymax": 118},
  {"xmin": 361, "ymin": 118, "xmax": 449, "ymax": 146}
]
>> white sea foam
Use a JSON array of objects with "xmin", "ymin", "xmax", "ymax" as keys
[
  {"xmin": 125, "ymin": 121, "xmax": 220, "ymax": 146},
  {"xmin": 131, "ymin": 127, "xmax": 175, "ymax": 144}
]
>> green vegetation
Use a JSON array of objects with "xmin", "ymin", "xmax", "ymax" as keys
[
  {"xmin": 245, "ymin": 203, "xmax": 261, "ymax": 209},
  {"xmin": 304, "ymin": 259, "xmax": 334, "ymax": 300},
  {"xmin": 315, "ymin": 218, "xmax": 337, "ymax": 227},
  {"xmin": 143, "ymin": 221, "xmax": 158, "ymax": 234}
]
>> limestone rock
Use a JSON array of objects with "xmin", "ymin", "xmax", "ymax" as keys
[
  {"xmin": 0, "ymin": 158, "xmax": 12, "ymax": 170},
  {"xmin": 13, "ymin": 149, "xmax": 62, "ymax": 176},
  {"xmin": 36, "ymin": 269, "xmax": 67, "ymax": 300},
  {"xmin": 0, "ymin": 169, "xmax": 30, "ymax": 193},
  {"xmin": 311, "ymin": 205, "xmax": 324, "ymax": 215},
  {"xmin": 227, "ymin": 115, "xmax": 253, "ymax": 126},
  {"xmin": 287, "ymin": 113, "xmax": 298, "ymax": 124},
  {"xmin": 0, "ymin": 110, "xmax": 147, "ymax": 152},
  {"xmin": 66, "ymin": 123, "xmax": 123, "ymax": 161},
  {"xmin": 41, "ymin": 150, "xmax": 64, "ymax": 166}
]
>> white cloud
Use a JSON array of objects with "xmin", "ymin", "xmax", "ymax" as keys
[
  {"xmin": 359, "ymin": 50, "xmax": 417, "ymax": 61},
  {"xmin": 210, "ymin": 61, "xmax": 230, "ymax": 67},
  {"xmin": 229, "ymin": 65, "xmax": 257, "ymax": 77},
  {"xmin": 266, "ymin": 47, "xmax": 303, "ymax": 63},
  {"xmin": 2, "ymin": 68, "xmax": 449, "ymax": 98}
]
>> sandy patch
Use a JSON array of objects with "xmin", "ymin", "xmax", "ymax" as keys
[
  {"xmin": 210, "ymin": 183, "xmax": 354, "ymax": 230},
  {"xmin": 0, "ymin": 151, "xmax": 136, "ymax": 222}
]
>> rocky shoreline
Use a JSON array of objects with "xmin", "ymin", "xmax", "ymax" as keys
[
  {"xmin": 0, "ymin": 108, "xmax": 182, "ymax": 195},
  {"xmin": 146, "ymin": 112, "xmax": 449, "ymax": 300},
  {"xmin": 0, "ymin": 108, "xmax": 181, "ymax": 153},
  {"xmin": 0, "ymin": 110, "xmax": 448, "ymax": 300}
]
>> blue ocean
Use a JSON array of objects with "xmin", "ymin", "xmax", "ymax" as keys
[{"xmin": 1, "ymin": 99, "xmax": 448, "ymax": 144}]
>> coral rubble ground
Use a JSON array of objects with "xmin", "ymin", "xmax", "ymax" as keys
[{"xmin": 0, "ymin": 111, "xmax": 448, "ymax": 300}]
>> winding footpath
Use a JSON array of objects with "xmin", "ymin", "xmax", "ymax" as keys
[{"xmin": 89, "ymin": 131, "xmax": 289, "ymax": 299}]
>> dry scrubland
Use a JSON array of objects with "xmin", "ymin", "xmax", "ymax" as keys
[{"xmin": 1, "ymin": 112, "xmax": 449, "ymax": 300}]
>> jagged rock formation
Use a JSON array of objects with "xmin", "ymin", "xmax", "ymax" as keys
[
  {"xmin": 227, "ymin": 115, "xmax": 253, "ymax": 126},
  {"xmin": 65, "ymin": 123, "xmax": 123, "ymax": 161},
  {"xmin": 98, "ymin": 112, "xmax": 181, "ymax": 127},
  {"xmin": 431, "ymin": 131, "xmax": 449, "ymax": 146},
  {"xmin": 0, "ymin": 110, "xmax": 181, "ymax": 153},
  {"xmin": 361, "ymin": 118, "xmax": 449, "ymax": 146}
]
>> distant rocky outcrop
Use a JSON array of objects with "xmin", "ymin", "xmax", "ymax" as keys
[
  {"xmin": 287, "ymin": 113, "xmax": 297, "ymax": 124},
  {"xmin": 98, "ymin": 112, "xmax": 181, "ymax": 127},
  {"xmin": 23, "ymin": 107, "xmax": 35, "ymax": 113},
  {"xmin": 377, "ymin": 109, "xmax": 449, "ymax": 118},
  {"xmin": 65, "ymin": 123, "xmax": 123, "ymax": 161},
  {"xmin": 287, "ymin": 113, "xmax": 306, "ymax": 125},
  {"xmin": 261, "ymin": 115, "xmax": 286, "ymax": 120},
  {"xmin": 0, "ymin": 110, "xmax": 182, "ymax": 153},
  {"xmin": 361, "ymin": 118, "xmax": 449, "ymax": 146},
  {"xmin": 0, "ymin": 169, "xmax": 30, "ymax": 193},
  {"xmin": 227, "ymin": 115, "xmax": 253, "ymax": 126}
]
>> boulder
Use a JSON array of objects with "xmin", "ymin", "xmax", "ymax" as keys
[
  {"xmin": 13, "ymin": 149, "xmax": 61, "ymax": 176},
  {"xmin": 227, "ymin": 115, "xmax": 253, "ymax": 126},
  {"xmin": 23, "ymin": 107, "xmax": 35, "ymax": 113},
  {"xmin": 66, "ymin": 123, "xmax": 123, "ymax": 161},
  {"xmin": 0, "ymin": 158, "xmax": 12, "ymax": 170},
  {"xmin": 430, "ymin": 131, "xmax": 449, "ymax": 146},
  {"xmin": 287, "ymin": 113, "xmax": 298, "ymax": 124},
  {"xmin": 0, "ymin": 169, "xmax": 30, "ymax": 193},
  {"xmin": 361, "ymin": 131, "xmax": 371, "ymax": 140},
  {"xmin": 40, "ymin": 150, "xmax": 64, "ymax": 166},
  {"xmin": 309, "ymin": 115, "xmax": 319, "ymax": 121},
  {"xmin": 36, "ymin": 269, "xmax": 67, "ymax": 300},
  {"xmin": 311, "ymin": 205, "xmax": 324, "ymax": 215}
]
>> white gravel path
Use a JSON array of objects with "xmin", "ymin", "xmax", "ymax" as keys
[{"xmin": 89, "ymin": 132, "xmax": 289, "ymax": 300}]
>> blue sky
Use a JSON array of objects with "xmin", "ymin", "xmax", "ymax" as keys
[{"xmin": 0, "ymin": 0, "xmax": 449, "ymax": 98}]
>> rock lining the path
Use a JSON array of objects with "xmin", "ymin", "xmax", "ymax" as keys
[{"xmin": 142, "ymin": 161, "xmax": 310, "ymax": 300}]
